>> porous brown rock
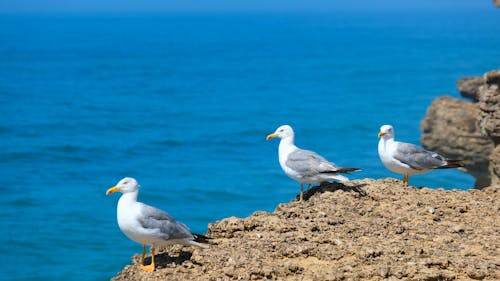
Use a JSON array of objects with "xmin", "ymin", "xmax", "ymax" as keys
[
  {"xmin": 478, "ymin": 71, "xmax": 500, "ymax": 139},
  {"xmin": 111, "ymin": 179, "xmax": 499, "ymax": 281},
  {"xmin": 420, "ymin": 96, "xmax": 493, "ymax": 188},
  {"xmin": 478, "ymin": 70, "xmax": 500, "ymax": 186},
  {"xmin": 457, "ymin": 77, "xmax": 484, "ymax": 101},
  {"xmin": 422, "ymin": 70, "xmax": 500, "ymax": 188}
]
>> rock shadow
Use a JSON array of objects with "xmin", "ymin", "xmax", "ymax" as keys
[
  {"xmin": 143, "ymin": 250, "xmax": 193, "ymax": 269},
  {"xmin": 300, "ymin": 182, "xmax": 368, "ymax": 201}
]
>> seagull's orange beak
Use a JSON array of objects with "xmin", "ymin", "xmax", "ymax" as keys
[
  {"xmin": 266, "ymin": 133, "xmax": 278, "ymax": 141},
  {"xmin": 106, "ymin": 186, "xmax": 120, "ymax": 195},
  {"xmin": 378, "ymin": 131, "xmax": 385, "ymax": 138}
]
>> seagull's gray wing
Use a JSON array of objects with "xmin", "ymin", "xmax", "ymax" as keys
[
  {"xmin": 286, "ymin": 149, "xmax": 339, "ymax": 176},
  {"xmin": 138, "ymin": 204, "xmax": 194, "ymax": 240},
  {"xmin": 393, "ymin": 142, "xmax": 446, "ymax": 170}
]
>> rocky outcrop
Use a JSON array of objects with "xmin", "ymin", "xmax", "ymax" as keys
[
  {"xmin": 421, "ymin": 96, "xmax": 493, "ymax": 188},
  {"xmin": 478, "ymin": 71, "xmax": 500, "ymax": 139},
  {"xmin": 421, "ymin": 70, "xmax": 500, "ymax": 188},
  {"xmin": 456, "ymin": 77, "xmax": 483, "ymax": 101},
  {"xmin": 111, "ymin": 179, "xmax": 500, "ymax": 281},
  {"xmin": 478, "ymin": 70, "xmax": 500, "ymax": 186}
]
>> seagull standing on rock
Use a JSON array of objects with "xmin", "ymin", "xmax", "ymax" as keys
[
  {"xmin": 378, "ymin": 125, "xmax": 463, "ymax": 186},
  {"xmin": 266, "ymin": 125, "xmax": 361, "ymax": 202},
  {"xmin": 106, "ymin": 177, "xmax": 208, "ymax": 272}
]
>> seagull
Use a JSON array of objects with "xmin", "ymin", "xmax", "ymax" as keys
[
  {"xmin": 378, "ymin": 124, "xmax": 463, "ymax": 186},
  {"xmin": 266, "ymin": 125, "xmax": 361, "ymax": 202},
  {"xmin": 106, "ymin": 177, "xmax": 208, "ymax": 272}
]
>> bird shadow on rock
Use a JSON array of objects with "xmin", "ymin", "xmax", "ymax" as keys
[
  {"xmin": 300, "ymin": 182, "xmax": 368, "ymax": 201},
  {"xmin": 142, "ymin": 250, "xmax": 193, "ymax": 269}
]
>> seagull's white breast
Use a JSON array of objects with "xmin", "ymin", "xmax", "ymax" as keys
[
  {"xmin": 278, "ymin": 139, "xmax": 302, "ymax": 182},
  {"xmin": 116, "ymin": 194, "xmax": 156, "ymax": 245},
  {"xmin": 378, "ymin": 138, "xmax": 407, "ymax": 173}
]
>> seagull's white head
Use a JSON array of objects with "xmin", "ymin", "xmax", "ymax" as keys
[
  {"xmin": 266, "ymin": 125, "xmax": 295, "ymax": 141},
  {"xmin": 106, "ymin": 177, "xmax": 139, "ymax": 195},
  {"xmin": 378, "ymin": 125, "xmax": 394, "ymax": 139}
]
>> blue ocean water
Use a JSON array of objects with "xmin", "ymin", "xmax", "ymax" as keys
[{"xmin": 0, "ymin": 10, "xmax": 499, "ymax": 280}]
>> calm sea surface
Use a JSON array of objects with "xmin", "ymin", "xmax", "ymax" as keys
[{"xmin": 0, "ymin": 10, "xmax": 499, "ymax": 280}]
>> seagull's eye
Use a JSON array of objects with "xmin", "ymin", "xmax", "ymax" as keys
[{"xmin": 123, "ymin": 181, "xmax": 128, "ymax": 185}]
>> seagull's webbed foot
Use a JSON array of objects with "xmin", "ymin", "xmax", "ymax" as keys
[{"xmin": 141, "ymin": 263, "xmax": 155, "ymax": 272}]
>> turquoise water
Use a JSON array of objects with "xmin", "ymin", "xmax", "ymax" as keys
[{"xmin": 1, "ymin": 10, "xmax": 499, "ymax": 280}]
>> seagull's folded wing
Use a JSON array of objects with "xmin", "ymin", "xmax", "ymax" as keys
[
  {"xmin": 393, "ymin": 142, "xmax": 446, "ymax": 170},
  {"xmin": 138, "ymin": 204, "xmax": 195, "ymax": 240},
  {"xmin": 286, "ymin": 149, "xmax": 341, "ymax": 176}
]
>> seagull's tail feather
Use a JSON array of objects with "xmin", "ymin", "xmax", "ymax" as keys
[
  {"xmin": 189, "ymin": 233, "xmax": 212, "ymax": 248},
  {"xmin": 335, "ymin": 174, "xmax": 349, "ymax": 182},
  {"xmin": 193, "ymin": 233, "xmax": 211, "ymax": 243},
  {"xmin": 336, "ymin": 167, "xmax": 362, "ymax": 173},
  {"xmin": 188, "ymin": 240, "xmax": 209, "ymax": 249},
  {"xmin": 322, "ymin": 173, "xmax": 349, "ymax": 182},
  {"xmin": 319, "ymin": 167, "xmax": 361, "ymax": 182},
  {"xmin": 437, "ymin": 160, "xmax": 464, "ymax": 169}
]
